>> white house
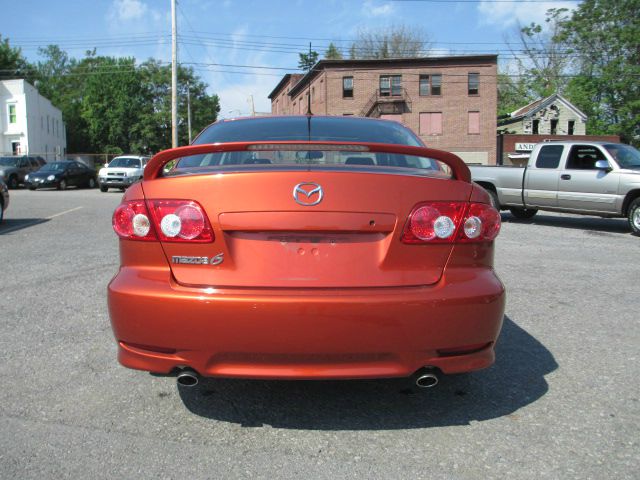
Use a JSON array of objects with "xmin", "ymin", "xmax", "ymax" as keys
[
  {"xmin": 1, "ymin": 79, "xmax": 66, "ymax": 161},
  {"xmin": 498, "ymin": 93, "xmax": 587, "ymax": 136}
]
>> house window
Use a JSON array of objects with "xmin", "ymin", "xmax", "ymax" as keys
[
  {"xmin": 468, "ymin": 73, "xmax": 479, "ymax": 95},
  {"xmin": 419, "ymin": 112, "xmax": 443, "ymax": 136},
  {"xmin": 468, "ymin": 111, "xmax": 480, "ymax": 134},
  {"xmin": 568, "ymin": 120, "xmax": 575, "ymax": 135},
  {"xmin": 550, "ymin": 119, "xmax": 558, "ymax": 135},
  {"xmin": 532, "ymin": 119, "xmax": 539, "ymax": 134},
  {"xmin": 380, "ymin": 75, "xmax": 402, "ymax": 96},
  {"xmin": 8, "ymin": 104, "xmax": 17, "ymax": 124},
  {"xmin": 342, "ymin": 76, "xmax": 353, "ymax": 98},
  {"xmin": 47, "ymin": 115, "xmax": 50, "ymax": 134},
  {"xmin": 431, "ymin": 74, "xmax": 442, "ymax": 95},
  {"xmin": 419, "ymin": 75, "xmax": 442, "ymax": 96}
]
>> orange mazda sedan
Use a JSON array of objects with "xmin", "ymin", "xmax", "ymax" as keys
[{"xmin": 108, "ymin": 116, "xmax": 505, "ymax": 389}]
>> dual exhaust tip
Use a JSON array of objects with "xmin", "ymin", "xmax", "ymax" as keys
[
  {"xmin": 176, "ymin": 369, "xmax": 199, "ymax": 387},
  {"xmin": 175, "ymin": 367, "xmax": 439, "ymax": 389},
  {"xmin": 414, "ymin": 368, "xmax": 439, "ymax": 388}
]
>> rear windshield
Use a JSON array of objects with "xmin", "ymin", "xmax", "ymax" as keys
[
  {"xmin": 169, "ymin": 149, "xmax": 448, "ymax": 178},
  {"xmin": 171, "ymin": 117, "xmax": 448, "ymax": 175}
]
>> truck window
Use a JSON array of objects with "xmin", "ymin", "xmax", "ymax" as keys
[
  {"xmin": 566, "ymin": 146, "xmax": 606, "ymax": 170},
  {"xmin": 536, "ymin": 145, "xmax": 564, "ymax": 169}
]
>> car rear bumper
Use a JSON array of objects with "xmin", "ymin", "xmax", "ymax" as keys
[{"xmin": 108, "ymin": 266, "xmax": 505, "ymax": 380}]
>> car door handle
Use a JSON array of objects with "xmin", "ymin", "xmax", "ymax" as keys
[{"xmin": 561, "ymin": 174, "xmax": 571, "ymax": 180}]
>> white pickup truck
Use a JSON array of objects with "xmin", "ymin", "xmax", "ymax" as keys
[
  {"xmin": 470, "ymin": 141, "xmax": 640, "ymax": 235},
  {"xmin": 98, "ymin": 155, "xmax": 150, "ymax": 192}
]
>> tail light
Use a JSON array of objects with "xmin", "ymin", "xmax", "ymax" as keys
[
  {"xmin": 112, "ymin": 200, "xmax": 156, "ymax": 241},
  {"xmin": 401, "ymin": 202, "xmax": 500, "ymax": 244},
  {"xmin": 147, "ymin": 200, "xmax": 214, "ymax": 242},
  {"xmin": 112, "ymin": 199, "xmax": 214, "ymax": 242}
]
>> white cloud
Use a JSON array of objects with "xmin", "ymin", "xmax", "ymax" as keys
[
  {"xmin": 108, "ymin": 0, "xmax": 148, "ymax": 22},
  {"xmin": 362, "ymin": 1, "xmax": 395, "ymax": 18},
  {"xmin": 477, "ymin": 0, "xmax": 578, "ymax": 29}
]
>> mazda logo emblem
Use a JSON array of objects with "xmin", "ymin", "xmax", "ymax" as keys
[{"xmin": 293, "ymin": 182, "xmax": 323, "ymax": 206}]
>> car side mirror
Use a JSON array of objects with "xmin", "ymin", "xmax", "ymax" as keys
[{"xmin": 595, "ymin": 160, "xmax": 612, "ymax": 172}]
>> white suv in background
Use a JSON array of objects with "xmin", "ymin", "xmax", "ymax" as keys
[{"xmin": 98, "ymin": 155, "xmax": 150, "ymax": 192}]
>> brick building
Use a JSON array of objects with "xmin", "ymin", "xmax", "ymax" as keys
[{"xmin": 269, "ymin": 56, "xmax": 498, "ymax": 164}]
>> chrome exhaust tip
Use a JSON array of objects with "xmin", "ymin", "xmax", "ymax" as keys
[
  {"xmin": 176, "ymin": 369, "xmax": 199, "ymax": 387},
  {"xmin": 414, "ymin": 369, "xmax": 439, "ymax": 388}
]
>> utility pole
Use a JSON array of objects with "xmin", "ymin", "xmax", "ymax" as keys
[
  {"xmin": 249, "ymin": 95, "xmax": 255, "ymax": 116},
  {"xmin": 187, "ymin": 82, "xmax": 192, "ymax": 143},
  {"xmin": 171, "ymin": 0, "xmax": 178, "ymax": 148}
]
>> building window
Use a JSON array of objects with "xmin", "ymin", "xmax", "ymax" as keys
[
  {"xmin": 380, "ymin": 75, "xmax": 402, "ymax": 96},
  {"xmin": 342, "ymin": 76, "xmax": 353, "ymax": 98},
  {"xmin": 532, "ymin": 119, "xmax": 539, "ymax": 134},
  {"xmin": 568, "ymin": 120, "xmax": 575, "ymax": 135},
  {"xmin": 8, "ymin": 104, "xmax": 17, "ymax": 124},
  {"xmin": 47, "ymin": 115, "xmax": 50, "ymax": 134},
  {"xmin": 468, "ymin": 73, "xmax": 479, "ymax": 95},
  {"xmin": 550, "ymin": 119, "xmax": 558, "ymax": 135},
  {"xmin": 468, "ymin": 111, "xmax": 480, "ymax": 134},
  {"xmin": 419, "ymin": 112, "xmax": 443, "ymax": 136},
  {"xmin": 432, "ymin": 74, "xmax": 442, "ymax": 95}
]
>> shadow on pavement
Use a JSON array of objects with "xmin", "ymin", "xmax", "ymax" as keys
[
  {"xmin": 177, "ymin": 316, "xmax": 557, "ymax": 429},
  {"xmin": 0, "ymin": 218, "xmax": 50, "ymax": 234},
  {"xmin": 503, "ymin": 212, "xmax": 630, "ymax": 235}
]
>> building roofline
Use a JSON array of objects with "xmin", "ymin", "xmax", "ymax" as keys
[
  {"xmin": 287, "ymin": 55, "xmax": 498, "ymax": 98},
  {"xmin": 506, "ymin": 93, "xmax": 588, "ymax": 123},
  {"xmin": 267, "ymin": 74, "xmax": 293, "ymax": 100}
]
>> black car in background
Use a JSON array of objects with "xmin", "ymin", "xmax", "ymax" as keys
[
  {"xmin": 25, "ymin": 161, "xmax": 97, "ymax": 190},
  {"xmin": 0, "ymin": 179, "xmax": 9, "ymax": 223}
]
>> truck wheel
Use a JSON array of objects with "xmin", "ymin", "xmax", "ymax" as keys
[
  {"xmin": 628, "ymin": 198, "xmax": 640, "ymax": 236},
  {"xmin": 100, "ymin": 185, "xmax": 108, "ymax": 192},
  {"xmin": 509, "ymin": 207, "xmax": 538, "ymax": 220}
]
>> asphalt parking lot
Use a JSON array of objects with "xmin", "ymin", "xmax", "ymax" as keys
[{"xmin": 1, "ymin": 188, "xmax": 638, "ymax": 479}]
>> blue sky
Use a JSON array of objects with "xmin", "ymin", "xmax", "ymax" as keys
[{"xmin": 1, "ymin": 0, "xmax": 579, "ymax": 117}]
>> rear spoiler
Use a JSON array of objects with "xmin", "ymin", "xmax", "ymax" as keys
[{"xmin": 143, "ymin": 142, "xmax": 471, "ymax": 183}]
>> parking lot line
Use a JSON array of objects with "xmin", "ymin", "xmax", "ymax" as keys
[
  {"xmin": 45, "ymin": 206, "xmax": 84, "ymax": 219},
  {"xmin": 1, "ymin": 206, "xmax": 84, "ymax": 235}
]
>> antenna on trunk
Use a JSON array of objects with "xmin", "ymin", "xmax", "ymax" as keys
[{"xmin": 306, "ymin": 42, "xmax": 313, "ymax": 116}]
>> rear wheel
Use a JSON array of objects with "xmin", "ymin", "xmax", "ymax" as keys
[
  {"xmin": 88, "ymin": 177, "xmax": 96, "ymax": 189},
  {"xmin": 29, "ymin": 185, "xmax": 36, "ymax": 191},
  {"xmin": 509, "ymin": 207, "xmax": 538, "ymax": 220},
  {"xmin": 8, "ymin": 175, "xmax": 18, "ymax": 189},
  {"xmin": 628, "ymin": 198, "xmax": 640, "ymax": 236},
  {"xmin": 0, "ymin": 199, "xmax": 4, "ymax": 223}
]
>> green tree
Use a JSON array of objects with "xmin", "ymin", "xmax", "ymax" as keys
[
  {"xmin": 512, "ymin": 8, "xmax": 572, "ymax": 98},
  {"xmin": 324, "ymin": 43, "xmax": 343, "ymax": 60},
  {"xmin": 298, "ymin": 50, "xmax": 319, "ymax": 71},
  {"xmin": 560, "ymin": 0, "xmax": 640, "ymax": 144},
  {"xmin": 497, "ymin": 73, "xmax": 531, "ymax": 118},
  {"xmin": 0, "ymin": 35, "xmax": 36, "ymax": 81},
  {"xmin": 135, "ymin": 60, "xmax": 220, "ymax": 152}
]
